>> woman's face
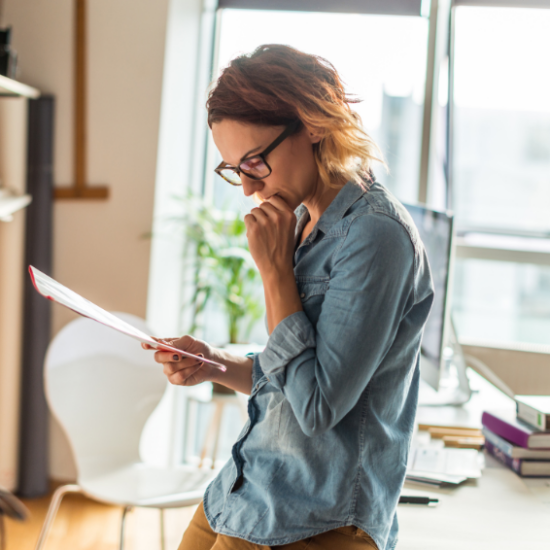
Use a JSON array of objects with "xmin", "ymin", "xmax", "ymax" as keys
[{"xmin": 212, "ymin": 119, "xmax": 321, "ymax": 210}]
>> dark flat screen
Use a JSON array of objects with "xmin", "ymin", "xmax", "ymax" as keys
[{"xmin": 404, "ymin": 204, "xmax": 453, "ymax": 373}]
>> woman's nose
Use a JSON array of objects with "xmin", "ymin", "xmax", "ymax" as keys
[{"xmin": 241, "ymin": 175, "xmax": 264, "ymax": 197}]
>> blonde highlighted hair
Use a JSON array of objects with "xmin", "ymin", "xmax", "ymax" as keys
[{"xmin": 207, "ymin": 44, "xmax": 384, "ymax": 189}]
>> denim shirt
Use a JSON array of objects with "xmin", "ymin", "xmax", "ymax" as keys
[{"xmin": 203, "ymin": 180, "xmax": 434, "ymax": 550}]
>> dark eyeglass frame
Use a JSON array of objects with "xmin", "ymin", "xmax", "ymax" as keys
[{"xmin": 214, "ymin": 119, "xmax": 302, "ymax": 186}]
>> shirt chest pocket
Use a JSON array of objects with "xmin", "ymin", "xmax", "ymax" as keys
[{"xmin": 296, "ymin": 278, "xmax": 329, "ymax": 304}]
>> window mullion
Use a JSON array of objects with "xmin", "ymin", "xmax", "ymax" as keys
[
  {"xmin": 418, "ymin": 0, "xmax": 452, "ymax": 208},
  {"xmin": 456, "ymin": 242, "xmax": 550, "ymax": 267}
]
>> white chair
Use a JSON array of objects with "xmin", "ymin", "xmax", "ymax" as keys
[{"xmin": 36, "ymin": 313, "xmax": 218, "ymax": 550}]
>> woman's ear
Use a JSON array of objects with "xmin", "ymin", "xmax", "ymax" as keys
[
  {"xmin": 304, "ymin": 124, "xmax": 322, "ymax": 144},
  {"xmin": 309, "ymin": 132, "xmax": 322, "ymax": 144}
]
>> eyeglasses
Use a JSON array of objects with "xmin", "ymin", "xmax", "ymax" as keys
[{"xmin": 214, "ymin": 119, "xmax": 302, "ymax": 186}]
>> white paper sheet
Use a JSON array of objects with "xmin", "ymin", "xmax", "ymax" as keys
[{"xmin": 29, "ymin": 266, "xmax": 226, "ymax": 371}]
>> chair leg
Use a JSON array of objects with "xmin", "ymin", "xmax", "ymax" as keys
[
  {"xmin": 159, "ymin": 508, "xmax": 166, "ymax": 550},
  {"xmin": 119, "ymin": 505, "xmax": 133, "ymax": 550},
  {"xmin": 34, "ymin": 484, "xmax": 82, "ymax": 550},
  {"xmin": 210, "ymin": 402, "xmax": 224, "ymax": 469},
  {"xmin": 236, "ymin": 394, "xmax": 249, "ymax": 423},
  {"xmin": 199, "ymin": 401, "xmax": 222, "ymax": 468}
]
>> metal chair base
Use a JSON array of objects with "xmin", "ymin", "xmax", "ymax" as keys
[
  {"xmin": 34, "ymin": 484, "xmax": 82, "ymax": 550},
  {"xmin": 35, "ymin": 485, "xmax": 167, "ymax": 550}
]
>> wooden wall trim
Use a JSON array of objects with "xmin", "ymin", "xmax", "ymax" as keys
[{"xmin": 54, "ymin": 0, "xmax": 109, "ymax": 200}]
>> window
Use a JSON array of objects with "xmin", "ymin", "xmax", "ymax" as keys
[
  {"xmin": 452, "ymin": 6, "xmax": 550, "ymax": 235},
  {"xmin": 191, "ymin": 4, "xmax": 431, "ymax": 462},
  {"xmin": 453, "ymin": 260, "xmax": 550, "ymax": 346},
  {"xmin": 451, "ymin": 5, "xmax": 550, "ymax": 347},
  {"xmin": 206, "ymin": 8, "xmax": 429, "ymax": 210},
  {"xmin": 200, "ymin": 6, "xmax": 430, "ymax": 347}
]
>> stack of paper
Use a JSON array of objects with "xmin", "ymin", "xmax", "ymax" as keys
[{"xmin": 407, "ymin": 446, "xmax": 483, "ymax": 486}]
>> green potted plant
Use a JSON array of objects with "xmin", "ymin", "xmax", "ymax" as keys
[{"xmin": 171, "ymin": 192, "xmax": 264, "ymax": 346}]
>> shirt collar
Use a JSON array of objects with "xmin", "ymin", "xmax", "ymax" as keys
[{"xmin": 294, "ymin": 180, "xmax": 368, "ymax": 246}]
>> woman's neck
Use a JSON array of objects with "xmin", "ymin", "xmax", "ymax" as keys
[{"xmin": 303, "ymin": 181, "xmax": 343, "ymax": 227}]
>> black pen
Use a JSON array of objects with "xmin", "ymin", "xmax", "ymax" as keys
[{"xmin": 399, "ymin": 496, "xmax": 439, "ymax": 505}]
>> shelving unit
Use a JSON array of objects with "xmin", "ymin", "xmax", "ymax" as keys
[
  {"xmin": 0, "ymin": 77, "xmax": 40, "ymax": 491},
  {"xmin": 0, "ymin": 188, "xmax": 32, "ymax": 221},
  {"xmin": 0, "ymin": 74, "xmax": 40, "ymax": 99},
  {"xmin": 0, "ymin": 75, "xmax": 39, "ymax": 223}
]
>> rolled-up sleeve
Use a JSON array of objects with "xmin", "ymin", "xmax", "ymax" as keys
[
  {"xmin": 258, "ymin": 311, "xmax": 316, "ymax": 388},
  {"xmin": 258, "ymin": 212, "xmax": 416, "ymax": 437},
  {"xmin": 247, "ymin": 352, "xmax": 265, "ymax": 389}
]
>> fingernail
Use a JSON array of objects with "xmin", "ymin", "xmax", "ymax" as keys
[{"xmin": 172, "ymin": 354, "xmax": 179, "ymax": 361}]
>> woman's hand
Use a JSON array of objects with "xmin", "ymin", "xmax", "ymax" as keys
[
  {"xmin": 245, "ymin": 194, "xmax": 303, "ymax": 334},
  {"xmin": 141, "ymin": 336, "xmax": 217, "ymax": 387},
  {"xmin": 245, "ymin": 195, "xmax": 296, "ymax": 277},
  {"xmin": 143, "ymin": 337, "xmax": 255, "ymax": 395}
]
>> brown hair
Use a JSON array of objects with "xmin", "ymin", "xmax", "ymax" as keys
[{"xmin": 206, "ymin": 44, "xmax": 383, "ymax": 189}]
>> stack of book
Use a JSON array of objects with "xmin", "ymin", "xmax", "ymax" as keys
[{"xmin": 482, "ymin": 396, "xmax": 550, "ymax": 477}]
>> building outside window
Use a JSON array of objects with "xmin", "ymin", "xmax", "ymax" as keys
[
  {"xmin": 451, "ymin": 5, "xmax": 550, "ymax": 348},
  {"xmin": 206, "ymin": 8, "xmax": 429, "ymax": 213}
]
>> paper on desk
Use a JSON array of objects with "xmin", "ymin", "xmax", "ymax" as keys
[
  {"xmin": 407, "ymin": 446, "xmax": 483, "ymax": 486},
  {"xmin": 406, "ymin": 471, "xmax": 468, "ymax": 486},
  {"xmin": 29, "ymin": 266, "xmax": 226, "ymax": 371}
]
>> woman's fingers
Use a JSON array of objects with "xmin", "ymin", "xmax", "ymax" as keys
[
  {"xmin": 265, "ymin": 194, "xmax": 295, "ymax": 216},
  {"xmin": 142, "ymin": 336, "xmax": 179, "ymax": 351},
  {"xmin": 171, "ymin": 335, "xmax": 196, "ymax": 348},
  {"xmin": 154, "ymin": 350, "xmax": 202, "ymax": 367},
  {"xmin": 258, "ymin": 201, "xmax": 280, "ymax": 219},
  {"xmin": 167, "ymin": 363, "xmax": 205, "ymax": 386},
  {"xmin": 162, "ymin": 360, "xmax": 202, "ymax": 377},
  {"xmin": 145, "ymin": 335, "xmax": 198, "ymax": 358},
  {"xmin": 246, "ymin": 206, "xmax": 269, "ymax": 225},
  {"xmin": 142, "ymin": 333, "xmax": 212, "ymax": 387},
  {"xmin": 248, "ymin": 202, "xmax": 290, "ymax": 229},
  {"xmin": 259, "ymin": 198, "xmax": 295, "ymax": 227}
]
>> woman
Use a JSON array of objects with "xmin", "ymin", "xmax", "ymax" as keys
[{"xmin": 147, "ymin": 45, "xmax": 433, "ymax": 550}]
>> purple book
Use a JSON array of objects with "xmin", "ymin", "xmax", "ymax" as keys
[
  {"xmin": 485, "ymin": 440, "xmax": 550, "ymax": 477},
  {"xmin": 482, "ymin": 411, "xmax": 550, "ymax": 449}
]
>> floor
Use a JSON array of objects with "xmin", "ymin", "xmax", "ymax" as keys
[{"xmin": 3, "ymin": 485, "xmax": 196, "ymax": 550}]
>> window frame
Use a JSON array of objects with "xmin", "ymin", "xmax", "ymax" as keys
[
  {"xmin": 217, "ymin": 0, "xmax": 423, "ymax": 16},
  {"xmin": 448, "ymin": 0, "xmax": 550, "ymax": 268},
  {"xmin": 201, "ymin": 0, "xmax": 550, "ymax": 351},
  {"xmin": 453, "ymin": 0, "xmax": 550, "ymax": 8},
  {"xmin": 447, "ymin": 0, "xmax": 550, "ymax": 357}
]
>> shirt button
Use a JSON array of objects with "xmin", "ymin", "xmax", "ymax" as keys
[{"xmin": 300, "ymin": 292, "xmax": 306, "ymax": 298}]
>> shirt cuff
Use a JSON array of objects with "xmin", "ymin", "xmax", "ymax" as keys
[
  {"xmin": 259, "ymin": 311, "xmax": 316, "ymax": 388},
  {"xmin": 246, "ymin": 352, "xmax": 264, "ymax": 389}
]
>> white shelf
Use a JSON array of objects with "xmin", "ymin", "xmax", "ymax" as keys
[
  {"xmin": 0, "ymin": 189, "xmax": 32, "ymax": 222},
  {"xmin": 0, "ymin": 75, "xmax": 40, "ymax": 98}
]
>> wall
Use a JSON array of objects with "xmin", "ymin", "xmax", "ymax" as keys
[
  {"xmin": 2, "ymin": 0, "xmax": 172, "ymax": 480},
  {"xmin": 0, "ymin": 98, "xmax": 27, "ymax": 490}
]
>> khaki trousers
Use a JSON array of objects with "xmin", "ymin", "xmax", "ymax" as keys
[{"xmin": 178, "ymin": 502, "xmax": 378, "ymax": 550}]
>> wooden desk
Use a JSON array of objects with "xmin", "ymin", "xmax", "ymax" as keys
[{"xmin": 397, "ymin": 370, "xmax": 550, "ymax": 549}]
